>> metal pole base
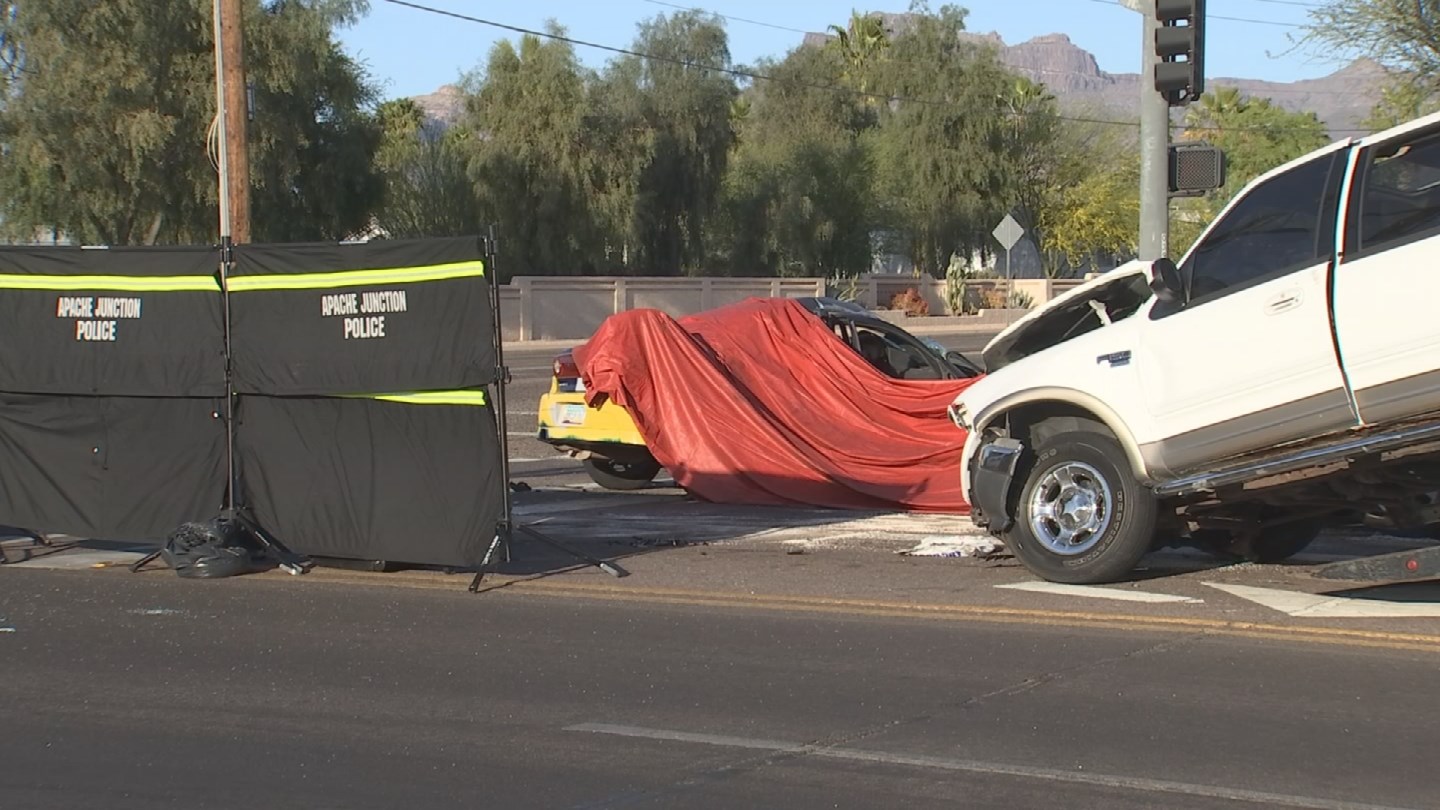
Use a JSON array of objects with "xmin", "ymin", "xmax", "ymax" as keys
[{"xmin": 468, "ymin": 522, "xmax": 626, "ymax": 592}]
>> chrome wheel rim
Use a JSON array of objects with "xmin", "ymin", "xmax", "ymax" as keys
[{"xmin": 1027, "ymin": 461, "xmax": 1113, "ymax": 556}]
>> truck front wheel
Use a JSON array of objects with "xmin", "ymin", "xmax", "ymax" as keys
[{"xmin": 1005, "ymin": 418, "xmax": 1158, "ymax": 584}]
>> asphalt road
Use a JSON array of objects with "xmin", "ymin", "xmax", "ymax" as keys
[
  {"xmin": 11, "ymin": 326, "xmax": 1434, "ymax": 808},
  {"xmin": 2, "ymin": 567, "xmax": 1435, "ymax": 810}
]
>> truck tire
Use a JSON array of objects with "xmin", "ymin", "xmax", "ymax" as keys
[
  {"xmin": 583, "ymin": 457, "xmax": 663, "ymax": 491},
  {"xmin": 1004, "ymin": 418, "xmax": 1158, "ymax": 584}
]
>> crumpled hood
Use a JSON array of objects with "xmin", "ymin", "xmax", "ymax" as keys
[{"xmin": 982, "ymin": 261, "xmax": 1155, "ymax": 372}]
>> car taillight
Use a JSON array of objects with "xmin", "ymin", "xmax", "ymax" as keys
[{"xmin": 554, "ymin": 353, "xmax": 584, "ymax": 393}]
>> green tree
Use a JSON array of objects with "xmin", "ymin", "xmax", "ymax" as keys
[
  {"xmin": 371, "ymin": 98, "xmax": 479, "ymax": 238},
  {"xmin": 1169, "ymin": 89, "xmax": 1328, "ymax": 255},
  {"xmin": 0, "ymin": 1, "xmax": 215, "ymax": 244},
  {"xmin": 712, "ymin": 46, "xmax": 874, "ymax": 277},
  {"xmin": 581, "ymin": 58, "xmax": 653, "ymax": 273},
  {"xmin": 994, "ymin": 76, "xmax": 1067, "ymax": 274},
  {"xmin": 599, "ymin": 11, "xmax": 737, "ymax": 276},
  {"xmin": 1180, "ymin": 89, "xmax": 1330, "ymax": 203},
  {"xmin": 245, "ymin": 0, "xmax": 383, "ymax": 242},
  {"xmin": 1039, "ymin": 142, "xmax": 1139, "ymax": 270},
  {"xmin": 826, "ymin": 10, "xmax": 890, "ymax": 102},
  {"xmin": 866, "ymin": 3, "xmax": 1018, "ymax": 276},
  {"xmin": 458, "ymin": 27, "xmax": 600, "ymax": 279},
  {"xmin": 1032, "ymin": 114, "xmax": 1141, "ymax": 274},
  {"xmin": 0, "ymin": 0, "xmax": 381, "ymax": 245}
]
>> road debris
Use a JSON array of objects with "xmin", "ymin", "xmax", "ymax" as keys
[{"xmin": 899, "ymin": 535, "xmax": 1005, "ymax": 559}]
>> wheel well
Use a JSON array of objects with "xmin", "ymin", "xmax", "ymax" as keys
[
  {"xmin": 1001, "ymin": 402, "xmax": 1111, "ymax": 445},
  {"xmin": 985, "ymin": 400, "xmax": 1147, "ymax": 483}
]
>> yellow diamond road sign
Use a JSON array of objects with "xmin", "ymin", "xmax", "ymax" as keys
[{"xmin": 992, "ymin": 214, "xmax": 1024, "ymax": 251}]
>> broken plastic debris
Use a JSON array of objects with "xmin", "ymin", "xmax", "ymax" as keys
[{"xmin": 899, "ymin": 535, "xmax": 1004, "ymax": 559}]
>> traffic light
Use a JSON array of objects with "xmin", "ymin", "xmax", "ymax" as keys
[{"xmin": 1154, "ymin": 0, "xmax": 1204, "ymax": 106}]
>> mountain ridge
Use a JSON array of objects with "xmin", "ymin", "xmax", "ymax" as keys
[
  {"xmin": 411, "ymin": 25, "xmax": 1389, "ymax": 137},
  {"xmin": 959, "ymin": 29, "xmax": 1386, "ymax": 136}
]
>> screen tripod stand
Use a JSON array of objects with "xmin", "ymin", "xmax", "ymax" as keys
[
  {"xmin": 129, "ymin": 237, "xmax": 312, "ymax": 578},
  {"xmin": 468, "ymin": 229, "xmax": 626, "ymax": 592}
]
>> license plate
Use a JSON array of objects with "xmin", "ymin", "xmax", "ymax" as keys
[{"xmin": 554, "ymin": 403, "xmax": 587, "ymax": 426}]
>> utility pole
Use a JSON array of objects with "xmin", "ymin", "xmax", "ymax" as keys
[{"xmin": 213, "ymin": 0, "xmax": 251, "ymax": 244}]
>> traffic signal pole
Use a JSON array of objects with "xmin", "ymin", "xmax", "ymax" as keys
[
  {"xmin": 1138, "ymin": 5, "xmax": 1170, "ymax": 260},
  {"xmin": 1125, "ymin": 0, "xmax": 1205, "ymax": 260}
]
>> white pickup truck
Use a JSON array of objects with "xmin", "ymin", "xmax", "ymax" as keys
[{"xmin": 950, "ymin": 110, "xmax": 1440, "ymax": 584}]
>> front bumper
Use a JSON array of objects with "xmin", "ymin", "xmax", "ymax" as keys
[{"xmin": 968, "ymin": 437, "xmax": 1024, "ymax": 533}]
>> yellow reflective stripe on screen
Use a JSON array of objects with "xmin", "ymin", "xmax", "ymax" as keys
[
  {"xmin": 227, "ymin": 260, "xmax": 485, "ymax": 292},
  {"xmin": 345, "ymin": 390, "xmax": 489, "ymax": 407},
  {"xmin": 0, "ymin": 274, "xmax": 219, "ymax": 292}
]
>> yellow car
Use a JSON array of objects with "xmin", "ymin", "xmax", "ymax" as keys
[
  {"xmin": 536, "ymin": 349, "xmax": 663, "ymax": 490},
  {"xmin": 536, "ymin": 297, "xmax": 983, "ymax": 490}
]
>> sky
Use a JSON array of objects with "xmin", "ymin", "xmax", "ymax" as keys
[{"xmin": 335, "ymin": 0, "xmax": 1355, "ymax": 102}]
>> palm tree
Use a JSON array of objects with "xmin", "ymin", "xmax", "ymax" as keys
[
  {"xmin": 1181, "ymin": 86, "xmax": 1246, "ymax": 141},
  {"xmin": 826, "ymin": 11, "xmax": 889, "ymax": 101}
]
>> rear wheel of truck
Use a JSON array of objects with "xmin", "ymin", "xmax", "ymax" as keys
[
  {"xmin": 1004, "ymin": 418, "xmax": 1158, "ymax": 584},
  {"xmin": 583, "ymin": 457, "xmax": 663, "ymax": 491}
]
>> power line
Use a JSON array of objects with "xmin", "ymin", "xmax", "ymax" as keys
[
  {"xmin": 1085, "ymin": 0, "xmax": 1300, "ymax": 27},
  {"xmin": 639, "ymin": 0, "xmax": 810, "ymax": 35},
  {"xmin": 381, "ymin": 0, "xmax": 901, "ymax": 103},
  {"xmin": 646, "ymin": 0, "xmax": 1372, "ymax": 99},
  {"xmin": 379, "ymin": 0, "xmax": 1374, "ymax": 135}
]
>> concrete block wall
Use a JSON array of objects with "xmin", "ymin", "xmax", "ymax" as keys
[
  {"xmin": 497, "ymin": 274, "xmax": 1089, "ymax": 342},
  {"xmin": 500, "ymin": 276, "xmax": 825, "ymax": 341}
]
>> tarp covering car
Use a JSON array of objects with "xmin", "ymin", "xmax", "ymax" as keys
[{"xmin": 572, "ymin": 297, "xmax": 981, "ymax": 513}]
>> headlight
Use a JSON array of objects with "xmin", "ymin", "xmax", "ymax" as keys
[{"xmin": 947, "ymin": 402, "xmax": 970, "ymax": 430}]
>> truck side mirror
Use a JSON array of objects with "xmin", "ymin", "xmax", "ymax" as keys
[{"xmin": 1149, "ymin": 258, "xmax": 1184, "ymax": 305}]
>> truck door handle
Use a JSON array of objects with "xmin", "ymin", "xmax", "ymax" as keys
[{"xmin": 1266, "ymin": 289, "xmax": 1302, "ymax": 314}]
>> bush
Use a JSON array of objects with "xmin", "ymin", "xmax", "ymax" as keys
[
  {"xmin": 980, "ymin": 288, "xmax": 1008, "ymax": 310},
  {"xmin": 889, "ymin": 287, "xmax": 930, "ymax": 317},
  {"xmin": 977, "ymin": 287, "xmax": 1036, "ymax": 310}
]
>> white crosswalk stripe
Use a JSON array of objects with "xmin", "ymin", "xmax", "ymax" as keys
[
  {"xmin": 1205, "ymin": 582, "xmax": 1440, "ymax": 618},
  {"xmin": 997, "ymin": 581, "xmax": 1203, "ymax": 604}
]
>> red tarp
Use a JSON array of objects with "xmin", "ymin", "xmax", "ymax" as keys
[{"xmin": 572, "ymin": 297, "xmax": 980, "ymax": 513}]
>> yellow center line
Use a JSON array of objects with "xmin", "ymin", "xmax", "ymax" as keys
[{"xmin": 294, "ymin": 568, "xmax": 1440, "ymax": 653}]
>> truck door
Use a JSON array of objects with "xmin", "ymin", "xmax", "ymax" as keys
[
  {"xmin": 1136, "ymin": 146, "xmax": 1355, "ymax": 474},
  {"xmin": 1332, "ymin": 124, "xmax": 1440, "ymax": 424}
]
